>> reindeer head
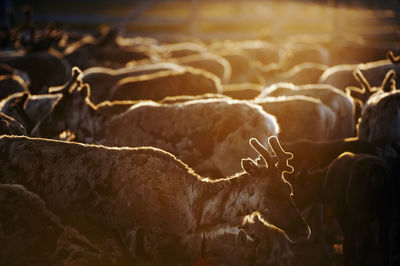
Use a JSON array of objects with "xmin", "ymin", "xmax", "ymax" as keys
[
  {"xmin": 346, "ymin": 69, "xmax": 397, "ymax": 105},
  {"xmin": 31, "ymin": 67, "xmax": 96, "ymax": 140},
  {"xmin": 241, "ymin": 136, "xmax": 310, "ymax": 243}
]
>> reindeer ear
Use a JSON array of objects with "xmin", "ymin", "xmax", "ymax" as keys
[{"xmin": 241, "ymin": 158, "xmax": 259, "ymax": 175}]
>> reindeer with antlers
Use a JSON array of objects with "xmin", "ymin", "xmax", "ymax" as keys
[
  {"xmin": 0, "ymin": 134, "xmax": 310, "ymax": 264},
  {"xmin": 350, "ymin": 68, "xmax": 400, "ymax": 154},
  {"xmin": 346, "ymin": 69, "xmax": 396, "ymax": 105}
]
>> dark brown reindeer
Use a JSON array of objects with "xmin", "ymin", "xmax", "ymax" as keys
[
  {"xmin": 346, "ymin": 69, "xmax": 396, "ymax": 106},
  {"xmin": 357, "ymin": 75, "xmax": 400, "ymax": 153},
  {"xmin": 0, "ymin": 135, "xmax": 310, "ymax": 265},
  {"xmin": 280, "ymin": 137, "xmax": 379, "ymax": 266},
  {"xmin": 285, "ymin": 151, "xmax": 394, "ymax": 266},
  {"xmin": 322, "ymin": 152, "xmax": 394, "ymax": 266}
]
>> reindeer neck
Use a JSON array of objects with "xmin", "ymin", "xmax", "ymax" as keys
[
  {"xmin": 293, "ymin": 169, "xmax": 325, "ymax": 209},
  {"xmin": 193, "ymin": 172, "xmax": 259, "ymax": 230}
]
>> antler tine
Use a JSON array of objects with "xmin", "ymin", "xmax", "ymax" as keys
[
  {"xmin": 381, "ymin": 69, "xmax": 396, "ymax": 92},
  {"xmin": 249, "ymin": 138, "xmax": 275, "ymax": 168},
  {"xmin": 345, "ymin": 85, "xmax": 364, "ymax": 97},
  {"xmin": 353, "ymin": 69, "xmax": 373, "ymax": 93},
  {"xmin": 62, "ymin": 67, "xmax": 82, "ymax": 94},
  {"xmin": 387, "ymin": 50, "xmax": 400, "ymax": 64},
  {"xmin": 268, "ymin": 136, "xmax": 294, "ymax": 175}
]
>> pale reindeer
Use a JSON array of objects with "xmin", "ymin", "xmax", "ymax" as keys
[{"xmin": 0, "ymin": 135, "xmax": 310, "ymax": 265}]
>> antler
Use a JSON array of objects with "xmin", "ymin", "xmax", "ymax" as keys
[
  {"xmin": 353, "ymin": 69, "xmax": 374, "ymax": 93},
  {"xmin": 249, "ymin": 138, "xmax": 275, "ymax": 168},
  {"xmin": 387, "ymin": 50, "xmax": 400, "ymax": 64},
  {"xmin": 381, "ymin": 69, "xmax": 396, "ymax": 92},
  {"xmin": 49, "ymin": 66, "xmax": 82, "ymax": 94},
  {"xmin": 349, "ymin": 69, "xmax": 379, "ymax": 103},
  {"xmin": 249, "ymin": 136, "xmax": 294, "ymax": 176},
  {"xmin": 268, "ymin": 136, "xmax": 294, "ymax": 175}
]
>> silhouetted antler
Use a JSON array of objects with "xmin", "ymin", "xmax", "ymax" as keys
[
  {"xmin": 353, "ymin": 69, "xmax": 374, "ymax": 94},
  {"xmin": 348, "ymin": 69, "xmax": 378, "ymax": 104},
  {"xmin": 249, "ymin": 136, "xmax": 294, "ymax": 177},
  {"xmin": 49, "ymin": 66, "xmax": 81, "ymax": 94},
  {"xmin": 268, "ymin": 136, "xmax": 294, "ymax": 175},
  {"xmin": 381, "ymin": 69, "xmax": 396, "ymax": 92},
  {"xmin": 387, "ymin": 50, "xmax": 400, "ymax": 64},
  {"xmin": 249, "ymin": 137, "xmax": 275, "ymax": 168}
]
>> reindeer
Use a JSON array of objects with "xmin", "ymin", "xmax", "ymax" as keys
[
  {"xmin": 0, "ymin": 49, "xmax": 71, "ymax": 94},
  {"xmin": 107, "ymin": 67, "xmax": 222, "ymax": 102},
  {"xmin": 346, "ymin": 69, "xmax": 396, "ymax": 105},
  {"xmin": 0, "ymin": 135, "xmax": 310, "ymax": 265},
  {"xmin": 82, "ymin": 63, "xmax": 185, "ymax": 104},
  {"xmin": 319, "ymin": 57, "xmax": 400, "ymax": 92},
  {"xmin": 282, "ymin": 137, "xmax": 379, "ymax": 174},
  {"xmin": 261, "ymin": 62, "xmax": 328, "ymax": 87},
  {"xmin": 346, "ymin": 67, "xmax": 400, "ymax": 171},
  {"xmin": 322, "ymin": 152, "xmax": 395, "ymax": 266},
  {"xmin": 127, "ymin": 53, "xmax": 232, "ymax": 84},
  {"xmin": 253, "ymin": 95, "xmax": 336, "ymax": 142},
  {"xmin": 0, "ymin": 68, "xmax": 81, "ymax": 134}
]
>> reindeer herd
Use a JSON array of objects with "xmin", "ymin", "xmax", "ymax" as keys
[{"xmin": 0, "ymin": 11, "xmax": 399, "ymax": 266}]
